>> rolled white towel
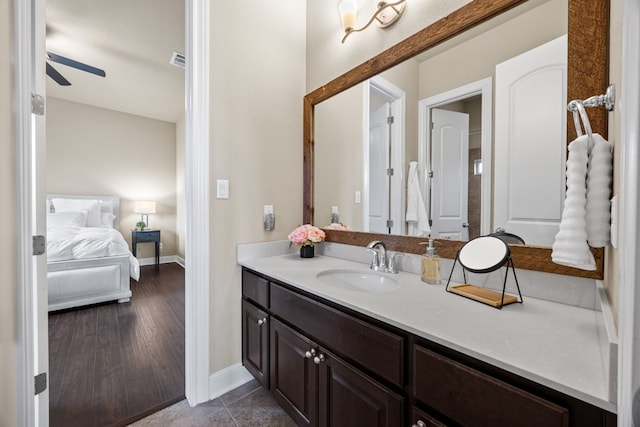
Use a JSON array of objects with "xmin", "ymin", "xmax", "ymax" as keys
[
  {"xmin": 406, "ymin": 161, "xmax": 431, "ymax": 236},
  {"xmin": 552, "ymin": 135, "xmax": 596, "ymax": 270},
  {"xmin": 586, "ymin": 133, "xmax": 613, "ymax": 247}
]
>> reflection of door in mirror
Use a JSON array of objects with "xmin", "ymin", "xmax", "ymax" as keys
[
  {"xmin": 418, "ymin": 77, "xmax": 493, "ymax": 241},
  {"xmin": 430, "ymin": 108, "xmax": 470, "ymax": 240},
  {"xmin": 366, "ymin": 78, "xmax": 405, "ymax": 235},
  {"xmin": 494, "ymin": 35, "xmax": 567, "ymax": 246}
]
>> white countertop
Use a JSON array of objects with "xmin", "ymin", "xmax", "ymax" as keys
[{"xmin": 239, "ymin": 252, "xmax": 616, "ymax": 413}]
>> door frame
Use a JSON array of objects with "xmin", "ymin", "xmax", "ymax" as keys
[
  {"xmin": 14, "ymin": 0, "xmax": 40, "ymax": 423},
  {"xmin": 618, "ymin": 0, "xmax": 640, "ymax": 422},
  {"xmin": 14, "ymin": 0, "xmax": 211, "ymax": 423},
  {"xmin": 418, "ymin": 77, "xmax": 492, "ymax": 237},
  {"xmin": 362, "ymin": 76, "xmax": 406, "ymax": 235}
]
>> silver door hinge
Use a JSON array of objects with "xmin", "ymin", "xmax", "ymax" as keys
[
  {"xmin": 33, "ymin": 235, "xmax": 46, "ymax": 256},
  {"xmin": 386, "ymin": 220, "xmax": 394, "ymax": 228},
  {"xmin": 387, "ymin": 168, "xmax": 394, "ymax": 176},
  {"xmin": 31, "ymin": 93, "xmax": 45, "ymax": 115},
  {"xmin": 35, "ymin": 372, "xmax": 47, "ymax": 395},
  {"xmin": 387, "ymin": 116, "xmax": 394, "ymax": 125}
]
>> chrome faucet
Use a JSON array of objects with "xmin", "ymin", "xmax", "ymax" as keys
[{"xmin": 366, "ymin": 240, "xmax": 398, "ymax": 274}]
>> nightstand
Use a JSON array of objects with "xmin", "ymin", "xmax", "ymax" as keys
[{"xmin": 132, "ymin": 229, "xmax": 161, "ymax": 267}]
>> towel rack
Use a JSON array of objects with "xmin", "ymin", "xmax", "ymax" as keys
[{"xmin": 567, "ymin": 84, "xmax": 615, "ymax": 112}]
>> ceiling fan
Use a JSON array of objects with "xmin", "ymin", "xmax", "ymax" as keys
[{"xmin": 46, "ymin": 52, "xmax": 106, "ymax": 86}]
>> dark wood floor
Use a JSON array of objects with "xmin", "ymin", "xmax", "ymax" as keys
[{"xmin": 48, "ymin": 263, "xmax": 185, "ymax": 427}]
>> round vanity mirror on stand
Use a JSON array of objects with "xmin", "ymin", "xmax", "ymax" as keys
[{"xmin": 446, "ymin": 236, "xmax": 523, "ymax": 309}]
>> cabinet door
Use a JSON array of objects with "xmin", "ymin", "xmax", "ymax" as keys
[
  {"xmin": 242, "ymin": 300, "xmax": 269, "ymax": 387},
  {"xmin": 271, "ymin": 319, "xmax": 318, "ymax": 427},
  {"xmin": 318, "ymin": 348, "xmax": 403, "ymax": 427}
]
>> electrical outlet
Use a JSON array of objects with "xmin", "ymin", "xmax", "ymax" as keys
[{"xmin": 159, "ymin": 242, "xmax": 163, "ymax": 253}]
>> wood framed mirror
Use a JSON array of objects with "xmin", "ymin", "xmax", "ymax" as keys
[{"xmin": 303, "ymin": 0, "xmax": 608, "ymax": 279}]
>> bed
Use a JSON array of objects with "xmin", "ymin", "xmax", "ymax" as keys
[{"xmin": 47, "ymin": 194, "xmax": 140, "ymax": 311}]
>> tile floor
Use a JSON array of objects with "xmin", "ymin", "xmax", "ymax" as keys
[{"xmin": 128, "ymin": 379, "xmax": 296, "ymax": 426}]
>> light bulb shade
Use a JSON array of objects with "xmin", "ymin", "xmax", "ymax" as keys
[
  {"xmin": 339, "ymin": 0, "xmax": 357, "ymax": 31},
  {"xmin": 134, "ymin": 200, "xmax": 156, "ymax": 214}
]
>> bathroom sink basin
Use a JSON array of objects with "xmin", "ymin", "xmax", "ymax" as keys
[{"xmin": 316, "ymin": 269, "xmax": 400, "ymax": 293}]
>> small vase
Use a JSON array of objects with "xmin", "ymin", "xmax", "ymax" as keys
[{"xmin": 300, "ymin": 245, "xmax": 314, "ymax": 258}]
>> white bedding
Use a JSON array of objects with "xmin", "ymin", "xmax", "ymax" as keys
[{"xmin": 47, "ymin": 226, "xmax": 140, "ymax": 280}]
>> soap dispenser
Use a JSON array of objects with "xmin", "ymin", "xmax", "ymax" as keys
[{"xmin": 421, "ymin": 239, "xmax": 441, "ymax": 285}]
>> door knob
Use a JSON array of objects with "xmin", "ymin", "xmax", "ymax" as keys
[
  {"xmin": 412, "ymin": 421, "xmax": 426, "ymax": 427},
  {"xmin": 313, "ymin": 354, "xmax": 325, "ymax": 365},
  {"xmin": 305, "ymin": 349, "xmax": 316, "ymax": 359},
  {"xmin": 462, "ymin": 222, "xmax": 469, "ymax": 228},
  {"xmin": 257, "ymin": 317, "xmax": 267, "ymax": 326}
]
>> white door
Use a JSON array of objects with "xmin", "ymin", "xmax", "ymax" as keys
[
  {"xmin": 494, "ymin": 35, "xmax": 567, "ymax": 246},
  {"xmin": 430, "ymin": 108, "xmax": 469, "ymax": 240},
  {"xmin": 368, "ymin": 103, "xmax": 390, "ymax": 233}
]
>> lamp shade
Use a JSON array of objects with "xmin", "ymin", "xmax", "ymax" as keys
[
  {"xmin": 134, "ymin": 200, "xmax": 156, "ymax": 214},
  {"xmin": 339, "ymin": 0, "xmax": 357, "ymax": 30}
]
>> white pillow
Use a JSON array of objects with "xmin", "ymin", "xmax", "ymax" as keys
[
  {"xmin": 47, "ymin": 211, "xmax": 87, "ymax": 228},
  {"xmin": 52, "ymin": 198, "xmax": 102, "ymax": 227},
  {"xmin": 100, "ymin": 212, "xmax": 116, "ymax": 228}
]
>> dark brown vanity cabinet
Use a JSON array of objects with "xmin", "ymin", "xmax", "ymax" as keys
[
  {"xmin": 270, "ymin": 317, "xmax": 403, "ymax": 427},
  {"xmin": 241, "ymin": 268, "xmax": 616, "ymax": 427},
  {"xmin": 241, "ymin": 270, "xmax": 270, "ymax": 387},
  {"xmin": 243, "ymin": 269, "xmax": 403, "ymax": 427}
]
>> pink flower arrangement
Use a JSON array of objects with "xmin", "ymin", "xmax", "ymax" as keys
[{"xmin": 288, "ymin": 224, "xmax": 326, "ymax": 248}]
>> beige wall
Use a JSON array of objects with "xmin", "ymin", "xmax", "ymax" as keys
[
  {"xmin": 418, "ymin": 0, "xmax": 567, "ymax": 100},
  {"xmin": 208, "ymin": 0, "xmax": 306, "ymax": 372},
  {"xmin": 315, "ymin": 84, "xmax": 364, "ymax": 229},
  {"xmin": 176, "ymin": 114, "xmax": 185, "ymax": 260},
  {"xmin": 46, "ymin": 97, "xmax": 178, "ymax": 260},
  {"xmin": 1, "ymin": 0, "xmax": 17, "ymax": 425},
  {"xmin": 306, "ymin": 0, "xmax": 471, "ymax": 91},
  {"xmin": 606, "ymin": 0, "xmax": 624, "ymax": 324},
  {"xmin": 314, "ymin": 58, "xmax": 419, "ymax": 231}
]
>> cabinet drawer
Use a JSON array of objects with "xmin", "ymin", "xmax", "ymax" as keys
[
  {"xmin": 271, "ymin": 283, "xmax": 404, "ymax": 387},
  {"xmin": 242, "ymin": 269, "xmax": 269, "ymax": 308},
  {"xmin": 413, "ymin": 345, "xmax": 569, "ymax": 427},
  {"xmin": 411, "ymin": 406, "xmax": 448, "ymax": 427},
  {"xmin": 134, "ymin": 230, "xmax": 159, "ymax": 242}
]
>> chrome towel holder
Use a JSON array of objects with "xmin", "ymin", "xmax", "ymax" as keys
[{"xmin": 567, "ymin": 84, "xmax": 616, "ymax": 112}]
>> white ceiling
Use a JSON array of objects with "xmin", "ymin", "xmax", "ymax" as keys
[{"xmin": 46, "ymin": 0, "xmax": 185, "ymax": 123}]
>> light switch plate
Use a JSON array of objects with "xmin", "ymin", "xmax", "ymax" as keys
[
  {"xmin": 217, "ymin": 179, "xmax": 229, "ymax": 199},
  {"xmin": 355, "ymin": 191, "xmax": 361, "ymax": 204}
]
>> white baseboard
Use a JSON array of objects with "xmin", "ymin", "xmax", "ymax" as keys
[
  {"xmin": 208, "ymin": 363, "xmax": 254, "ymax": 400},
  {"xmin": 138, "ymin": 255, "xmax": 184, "ymax": 267},
  {"xmin": 175, "ymin": 256, "xmax": 185, "ymax": 268}
]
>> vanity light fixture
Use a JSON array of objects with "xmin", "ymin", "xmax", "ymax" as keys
[{"xmin": 339, "ymin": 0, "xmax": 406, "ymax": 44}]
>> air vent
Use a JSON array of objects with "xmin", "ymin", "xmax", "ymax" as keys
[{"xmin": 170, "ymin": 51, "xmax": 185, "ymax": 69}]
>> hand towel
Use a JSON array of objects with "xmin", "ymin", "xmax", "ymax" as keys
[
  {"xmin": 586, "ymin": 133, "xmax": 613, "ymax": 247},
  {"xmin": 406, "ymin": 161, "xmax": 431, "ymax": 237},
  {"xmin": 552, "ymin": 135, "xmax": 596, "ymax": 270}
]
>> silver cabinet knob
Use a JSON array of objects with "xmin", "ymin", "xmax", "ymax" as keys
[
  {"xmin": 412, "ymin": 421, "xmax": 426, "ymax": 427},
  {"xmin": 304, "ymin": 349, "xmax": 316, "ymax": 359},
  {"xmin": 313, "ymin": 354, "xmax": 325, "ymax": 365},
  {"xmin": 257, "ymin": 317, "xmax": 267, "ymax": 326}
]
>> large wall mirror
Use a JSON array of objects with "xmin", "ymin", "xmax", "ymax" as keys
[{"xmin": 304, "ymin": 0, "xmax": 609, "ymax": 279}]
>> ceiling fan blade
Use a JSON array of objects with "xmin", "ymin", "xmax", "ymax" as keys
[
  {"xmin": 46, "ymin": 62, "xmax": 71, "ymax": 86},
  {"xmin": 46, "ymin": 52, "xmax": 106, "ymax": 78}
]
